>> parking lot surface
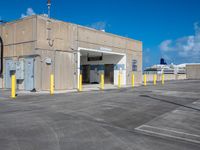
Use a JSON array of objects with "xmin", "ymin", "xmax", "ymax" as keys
[{"xmin": 0, "ymin": 80, "xmax": 200, "ymax": 150}]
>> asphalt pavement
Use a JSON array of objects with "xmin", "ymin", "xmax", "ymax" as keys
[{"xmin": 0, "ymin": 80, "xmax": 200, "ymax": 150}]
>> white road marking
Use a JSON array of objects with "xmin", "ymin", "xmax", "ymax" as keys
[
  {"xmin": 136, "ymin": 127, "xmax": 200, "ymax": 144},
  {"xmin": 192, "ymin": 101, "xmax": 200, "ymax": 105},
  {"xmin": 136, "ymin": 125, "xmax": 200, "ymax": 144},
  {"xmin": 172, "ymin": 110, "xmax": 179, "ymax": 113},
  {"xmin": 138, "ymin": 125, "xmax": 200, "ymax": 137}
]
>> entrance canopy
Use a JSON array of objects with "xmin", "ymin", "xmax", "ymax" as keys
[{"xmin": 78, "ymin": 47, "xmax": 127, "ymax": 86}]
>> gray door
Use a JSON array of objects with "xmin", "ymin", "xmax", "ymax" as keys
[
  {"xmin": 82, "ymin": 65, "xmax": 90, "ymax": 83},
  {"xmin": 105, "ymin": 64, "xmax": 114, "ymax": 84},
  {"xmin": 5, "ymin": 60, "xmax": 12, "ymax": 88},
  {"xmin": 24, "ymin": 58, "xmax": 34, "ymax": 91}
]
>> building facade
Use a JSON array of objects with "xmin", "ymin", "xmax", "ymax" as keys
[
  {"xmin": 0, "ymin": 15, "xmax": 142, "ymax": 91},
  {"xmin": 186, "ymin": 64, "xmax": 200, "ymax": 80},
  {"xmin": 144, "ymin": 64, "xmax": 186, "ymax": 75}
]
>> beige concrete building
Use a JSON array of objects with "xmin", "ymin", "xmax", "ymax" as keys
[
  {"xmin": 186, "ymin": 64, "xmax": 200, "ymax": 80},
  {"xmin": 0, "ymin": 15, "xmax": 142, "ymax": 91}
]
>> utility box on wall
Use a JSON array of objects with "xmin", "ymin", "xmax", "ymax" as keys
[
  {"xmin": 16, "ymin": 60, "xmax": 25, "ymax": 80},
  {"xmin": 9, "ymin": 61, "xmax": 16, "ymax": 71}
]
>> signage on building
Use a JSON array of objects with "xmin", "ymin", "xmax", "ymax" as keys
[
  {"xmin": 87, "ymin": 53, "xmax": 103, "ymax": 61},
  {"xmin": 132, "ymin": 59, "xmax": 137, "ymax": 71},
  {"xmin": 100, "ymin": 47, "xmax": 112, "ymax": 52}
]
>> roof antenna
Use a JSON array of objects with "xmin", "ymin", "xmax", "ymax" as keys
[{"xmin": 47, "ymin": 0, "xmax": 51, "ymax": 18}]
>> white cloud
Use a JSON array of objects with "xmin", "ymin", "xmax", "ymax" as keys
[
  {"xmin": 21, "ymin": 8, "xmax": 36, "ymax": 18},
  {"xmin": 160, "ymin": 40, "xmax": 173, "ymax": 51},
  {"xmin": 159, "ymin": 22, "xmax": 200, "ymax": 62},
  {"xmin": 88, "ymin": 21, "xmax": 107, "ymax": 31},
  {"xmin": 143, "ymin": 48, "xmax": 151, "ymax": 64},
  {"xmin": 162, "ymin": 54, "xmax": 172, "ymax": 62}
]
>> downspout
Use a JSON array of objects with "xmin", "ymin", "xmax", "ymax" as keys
[{"xmin": 0, "ymin": 36, "xmax": 3, "ymax": 76}]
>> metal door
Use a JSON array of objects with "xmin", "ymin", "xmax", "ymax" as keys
[
  {"xmin": 82, "ymin": 65, "xmax": 90, "ymax": 83},
  {"xmin": 93, "ymin": 67, "xmax": 99, "ymax": 83},
  {"xmin": 24, "ymin": 58, "xmax": 34, "ymax": 91},
  {"xmin": 5, "ymin": 60, "xmax": 12, "ymax": 88},
  {"xmin": 105, "ymin": 64, "xmax": 114, "ymax": 84}
]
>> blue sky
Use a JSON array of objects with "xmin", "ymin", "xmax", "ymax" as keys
[{"xmin": 0, "ymin": 0, "xmax": 200, "ymax": 68}]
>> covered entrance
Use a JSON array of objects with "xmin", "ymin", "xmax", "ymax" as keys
[{"xmin": 78, "ymin": 47, "xmax": 126, "ymax": 88}]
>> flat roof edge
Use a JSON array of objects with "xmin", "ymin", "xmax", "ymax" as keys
[
  {"xmin": 36, "ymin": 15, "xmax": 142, "ymax": 43},
  {"xmin": 2, "ymin": 15, "xmax": 142, "ymax": 43}
]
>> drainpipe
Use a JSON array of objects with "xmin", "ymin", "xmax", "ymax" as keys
[
  {"xmin": 0, "ymin": 20, "xmax": 7, "ymax": 76},
  {"xmin": 0, "ymin": 36, "xmax": 3, "ymax": 76}
]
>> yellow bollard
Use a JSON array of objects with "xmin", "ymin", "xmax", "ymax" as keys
[
  {"xmin": 162, "ymin": 74, "xmax": 165, "ymax": 85},
  {"xmin": 118, "ymin": 73, "xmax": 121, "ymax": 88},
  {"xmin": 11, "ymin": 74, "xmax": 16, "ymax": 99},
  {"xmin": 132, "ymin": 73, "xmax": 135, "ymax": 88},
  {"xmin": 100, "ymin": 74, "xmax": 104, "ymax": 90},
  {"xmin": 153, "ymin": 74, "xmax": 157, "ymax": 85},
  {"xmin": 79, "ymin": 74, "xmax": 82, "ymax": 92},
  {"xmin": 50, "ymin": 74, "xmax": 54, "ymax": 95},
  {"xmin": 144, "ymin": 74, "xmax": 147, "ymax": 86}
]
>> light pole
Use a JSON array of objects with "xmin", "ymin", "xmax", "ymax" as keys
[{"xmin": 47, "ymin": 0, "xmax": 51, "ymax": 18}]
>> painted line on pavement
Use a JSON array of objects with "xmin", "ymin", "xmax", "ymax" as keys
[{"xmin": 135, "ymin": 125, "xmax": 200, "ymax": 144}]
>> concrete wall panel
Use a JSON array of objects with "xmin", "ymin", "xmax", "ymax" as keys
[
  {"xmin": 2, "ymin": 24, "xmax": 15, "ymax": 45},
  {"xmin": 36, "ymin": 17, "xmax": 77, "ymax": 52},
  {"xmin": 15, "ymin": 43, "xmax": 35, "ymax": 56},
  {"xmin": 78, "ymin": 27, "xmax": 97, "ymax": 44},
  {"xmin": 55, "ymin": 51, "xmax": 74, "ymax": 90},
  {"xmin": 96, "ymin": 32, "xmax": 113, "ymax": 47},
  {"xmin": 186, "ymin": 65, "xmax": 200, "ymax": 80},
  {"xmin": 34, "ymin": 56, "xmax": 42, "ymax": 91},
  {"xmin": 0, "ymin": 25, "xmax": 2, "ymax": 36},
  {"xmin": 40, "ymin": 50, "xmax": 54, "ymax": 90},
  {"xmin": 15, "ymin": 18, "xmax": 34, "ymax": 43},
  {"xmin": 4, "ymin": 45, "xmax": 14, "ymax": 57},
  {"xmin": 126, "ymin": 40, "xmax": 142, "ymax": 51},
  {"xmin": 36, "ymin": 17, "xmax": 47, "ymax": 49},
  {"xmin": 112, "ymin": 36, "xmax": 127, "ymax": 49},
  {"xmin": 1, "ymin": 17, "xmax": 36, "ymax": 58},
  {"xmin": 78, "ymin": 26, "xmax": 139, "ymax": 50}
]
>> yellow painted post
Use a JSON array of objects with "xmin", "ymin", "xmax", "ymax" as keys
[
  {"xmin": 132, "ymin": 73, "xmax": 135, "ymax": 88},
  {"xmin": 100, "ymin": 74, "xmax": 104, "ymax": 90},
  {"xmin": 153, "ymin": 74, "xmax": 157, "ymax": 85},
  {"xmin": 118, "ymin": 73, "xmax": 121, "ymax": 88},
  {"xmin": 79, "ymin": 74, "xmax": 82, "ymax": 92},
  {"xmin": 162, "ymin": 74, "xmax": 165, "ymax": 85},
  {"xmin": 144, "ymin": 74, "xmax": 147, "ymax": 86},
  {"xmin": 50, "ymin": 74, "xmax": 54, "ymax": 95},
  {"xmin": 11, "ymin": 75, "xmax": 16, "ymax": 99}
]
